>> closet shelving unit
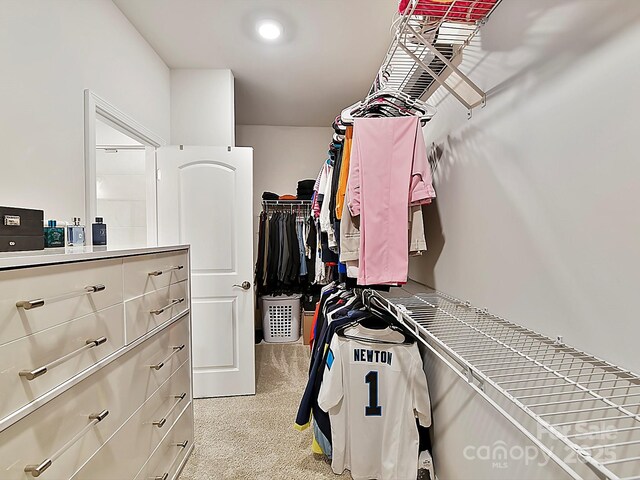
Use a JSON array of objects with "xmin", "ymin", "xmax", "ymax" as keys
[
  {"xmin": 262, "ymin": 199, "xmax": 313, "ymax": 214},
  {"xmin": 372, "ymin": 0, "xmax": 503, "ymax": 116},
  {"xmin": 371, "ymin": 290, "xmax": 640, "ymax": 479}
]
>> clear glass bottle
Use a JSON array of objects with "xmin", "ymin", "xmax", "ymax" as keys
[
  {"xmin": 66, "ymin": 217, "xmax": 86, "ymax": 247},
  {"xmin": 43, "ymin": 220, "xmax": 65, "ymax": 248}
]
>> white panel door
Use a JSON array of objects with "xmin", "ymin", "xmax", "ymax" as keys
[{"xmin": 157, "ymin": 146, "xmax": 255, "ymax": 397}]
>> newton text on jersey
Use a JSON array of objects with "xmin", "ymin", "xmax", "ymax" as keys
[{"xmin": 353, "ymin": 348, "xmax": 393, "ymax": 366}]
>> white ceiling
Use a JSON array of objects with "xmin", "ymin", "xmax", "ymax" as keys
[{"xmin": 112, "ymin": 0, "xmax": 397, "ymax": 127}]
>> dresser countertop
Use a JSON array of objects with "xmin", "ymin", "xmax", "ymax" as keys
[{"xmin": 0, "ymin": 245, "xmax": 189, "ymax": 270}]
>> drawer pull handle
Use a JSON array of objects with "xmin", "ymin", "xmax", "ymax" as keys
[
  {"xmin": 150, "ymin": 345, "xmax": 185, "ymax": 371},
  {"xmin": 148, "ymin": 265, "xmax": 184, "ymax": 277},
  {"xmin": 153, "ymin": 393, "xmax": 187, "ymax": 428},
  {"xmin": 150, "ymin": 298, "xmax": 185, "ymax": 315},
  {"xmin": 152, "ymin": 441, "xmax": 189, "ymax": 480},
  {"xmin": 19, "ymin": 337, "xmax": 108, "ymax": 380},
  {"xmin": 16, "ymin": 284, "xmax": 106, "ymax": 310},
  {"xmin": 24, "ymin": 410, "xmax": 109, "ymax": 477}
]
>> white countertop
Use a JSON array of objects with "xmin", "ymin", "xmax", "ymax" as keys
[{"xmin": 0, "ymin": 245, "xmax": 189, "ymax": 270}]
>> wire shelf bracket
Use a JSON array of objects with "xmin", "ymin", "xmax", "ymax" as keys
[{"xmin": 372, "ymin": 0, "xmax": 503, "ymax": 117}]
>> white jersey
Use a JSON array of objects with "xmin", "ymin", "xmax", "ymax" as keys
[{"xmin": 317, "ymin": 325, "xmax": 431, "ymax": 480}]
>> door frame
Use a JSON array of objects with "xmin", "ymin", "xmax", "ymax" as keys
[{"xmin": 83, "ymin": 89, "xmax": 166, "ymax": 245}]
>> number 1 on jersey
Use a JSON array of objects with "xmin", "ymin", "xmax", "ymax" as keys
[{"xmin": 365, "ymin": 370, "xmax": 382, "ymax": 416}]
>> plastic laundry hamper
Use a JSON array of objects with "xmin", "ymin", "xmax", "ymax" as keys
[{"xmin": 261, "ymin": 294, "xmax": 302, "ymax": 343}]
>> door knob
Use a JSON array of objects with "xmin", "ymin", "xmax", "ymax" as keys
[{"xmin": 233, "ymin": 281, "xmax": 251, "ymax": 290}]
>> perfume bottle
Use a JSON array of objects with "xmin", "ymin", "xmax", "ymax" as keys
[
  {"xmin": 92, "ymin": 217, "xmax": 107, "ymax": 246},
  {"xmin": 43, "ymin": 220, "xmax": 65, "ymax": 248},
  {"xmin": 67, "ymin": 217, "xmax": 86, "ymax": 247}
]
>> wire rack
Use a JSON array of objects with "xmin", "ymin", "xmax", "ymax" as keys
[
  {"xmin": 374, "ymin": 290, "xmax": 640, "ymax": 480},
  {"xmin": 372, "ymin": 0, "xmax": 503, "ymax": 114},
  {"xmin": 262, "ymin": 200, "xmax": 312, "ymax": 216},
  {"xmin": 262, "ymin": 200, "xmax": 312, "ymax": 206}
]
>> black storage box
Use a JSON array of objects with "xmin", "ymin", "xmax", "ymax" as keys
[{"xmin": 0, "ymin": 206, "xmax": 44, "ymax": 252}]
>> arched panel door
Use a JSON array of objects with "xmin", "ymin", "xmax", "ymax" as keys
[{"xmin": 157, "ymin": 146, "xmax": 255, "ymax": 397}]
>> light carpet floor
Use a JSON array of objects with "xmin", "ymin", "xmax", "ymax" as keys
[{"xmin": 180, "ymin": 342, "xmax": 352, "ymax": 480}]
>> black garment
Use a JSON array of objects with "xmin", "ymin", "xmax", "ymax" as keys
[
  {"xmin": 344, "ymin": 277, "xmax": 392, "ymax": 292},
  {"xmin": 306, "ymin": 217, "xmax": 317, "ymax": 278},
  {"xmin": 257, "ymin": 211, "xmax": 312, "ymax": 295},
  {"xmin": 298, "ymin": 179, "xmax": 315, "ymax": 190},
  {"xmin": 262, "ymin": 191, "xmax": 280, "ymax": 200},
  {"xmin": 282, "ymin": 215, "xmax": 294, "ymax": 284},
  {"xmin": 320, "ymin": 232, "xmax": 339, "ymax": 263},
  {"xmin": 267, "ymin": 213, "xmax": 280, "ymax": 285},
  {"xmin": 329, "ymin": 142, "xmax": 343, "ymax": 224},
  {"xmin": 297, "ymin": 179, "xmax": 315, "ymax": 200},
  {"xmin": 255, "ymin": 212, "xmax": 266, "ymax": 295}
]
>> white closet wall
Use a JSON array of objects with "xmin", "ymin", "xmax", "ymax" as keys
[
  {"xmin": 410, "ymin": 0, "xmax": 640, "ymax": 375},
  {"xmin": 170, "ymin": 69, "xmax": 235, "ymax": 146},
  {"xmin": 0, "ymin": 0, "xmax": 170, "ymax": 222}
]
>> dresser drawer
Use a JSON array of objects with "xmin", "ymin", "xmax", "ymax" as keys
[
  {"xmin": 125, "ymin": 280, "xmax": 189, "ymax": 343},
  {"xmin": 0, "ymin": 355, "xmax": 128, "ymax": 479},
  {"xmin": 0, "ymin": 258, "xmax": 123, "ymax": 347},
  {"xmin": 118, "ymin": 313, "xmax": 191, "ymax": 417},
  {"xmin": 0, "ymin": 314, "xmax": 191, "ymax": 480},
  {"xmin": 0, "ymin": 303, "xmax": 125, "ymax": 422},
  {"xmin": 123, "ymin": 251, "xmax": 189, "ymax": 300},
  {"xmin": 71, "ymin": 360, "xmax": 191, "ymax": 480},
  {"xmin": 134, "ymin": 403, "xmax": 194, "ymax": 480}
]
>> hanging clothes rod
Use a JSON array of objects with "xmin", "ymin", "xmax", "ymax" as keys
[{"xmin": 262, "ymin": 200, "xmax": 312, "ymax": 206}]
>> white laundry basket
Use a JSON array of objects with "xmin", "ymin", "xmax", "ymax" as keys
[{"xmin": 261, "ymin": 294, "xmax": 302, "ymax": 343}]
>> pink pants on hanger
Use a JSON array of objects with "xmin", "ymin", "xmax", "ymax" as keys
[{"xmin": 348, "ymin": 116, "xmax": 435, "ymax": 285}]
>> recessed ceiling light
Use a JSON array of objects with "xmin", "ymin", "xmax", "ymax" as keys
[{"xmin": 257, "ymin": 20, "xmax": 282, "ymax": 41}]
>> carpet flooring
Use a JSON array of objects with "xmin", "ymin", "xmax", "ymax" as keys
[{"xmin": 180, "ymin": 342, "xmax": 352, "ymax": 480}]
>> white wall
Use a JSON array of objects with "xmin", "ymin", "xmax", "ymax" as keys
[
  {"xmin": 236, "ymin": 124, "xmax": 333, "ymax": 247},
  {"xmin": 410, "ymin": 0, "xmax": 640, "ymax": 375},
  {"xmin": 0, "ymin": 0, "xmax": 170, "ymax": 224},
  {"xmin": 171, "ymin": 69, "xmax": 235, "ymax": 146}
]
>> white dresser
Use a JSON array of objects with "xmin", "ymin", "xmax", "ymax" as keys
[{"xmin": 0, "ymin": 246, "xmax": 194, "ymax": 480}]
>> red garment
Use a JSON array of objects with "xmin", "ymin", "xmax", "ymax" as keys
[
  {"xmin": 398, "ymin": 0, "xmax": 497, "ymax": 23},
  {"xmin": 309, "ymin": 301, "xmax": 321, "ymax": 351}
]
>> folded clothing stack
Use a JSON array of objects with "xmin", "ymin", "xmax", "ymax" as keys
[
  {"xmin": 297, "ymin": 179, "xmax": 315, "ymax": 200},
  {"xmin": 262, "ymin": 191, "xmax": 280, "ymax": 200}
]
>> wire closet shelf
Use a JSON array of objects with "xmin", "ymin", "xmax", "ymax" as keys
[
  {"xmin": 369, "ymin": 290, "xmax": 640, "ymax": 480},
  {"xmin": 371, "ymin": 0, "xmax": 503, "ymax": 115},
  {"xmin": 262, "ymin": 199, "xmax": 313, "ymax": 215}
]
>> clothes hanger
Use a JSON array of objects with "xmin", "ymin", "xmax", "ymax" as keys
[
  {"xmin": 335, "ymin": 291, "xmax": 414, "ymax": 345},
  {"xmin": 333, "ymin": 116, "xmax": 347, "ymax": 134},
  {"xmin": 364, "ymin": 290, "xmax": 416, "ymax": 342},
  {"xmin": 367, "ymin": 89, "xmax": 435, "ymax": 121},
  {"xmin": 341, "ymin": 100, "xmax": 362, "ymax": 126},
  {"xmin": 341, "ymin": 88, "xmax": 435, "ymax": 126},
  {"xmin": 336, "ymin": 314, "xmax": 414, "ymax": 345}
]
